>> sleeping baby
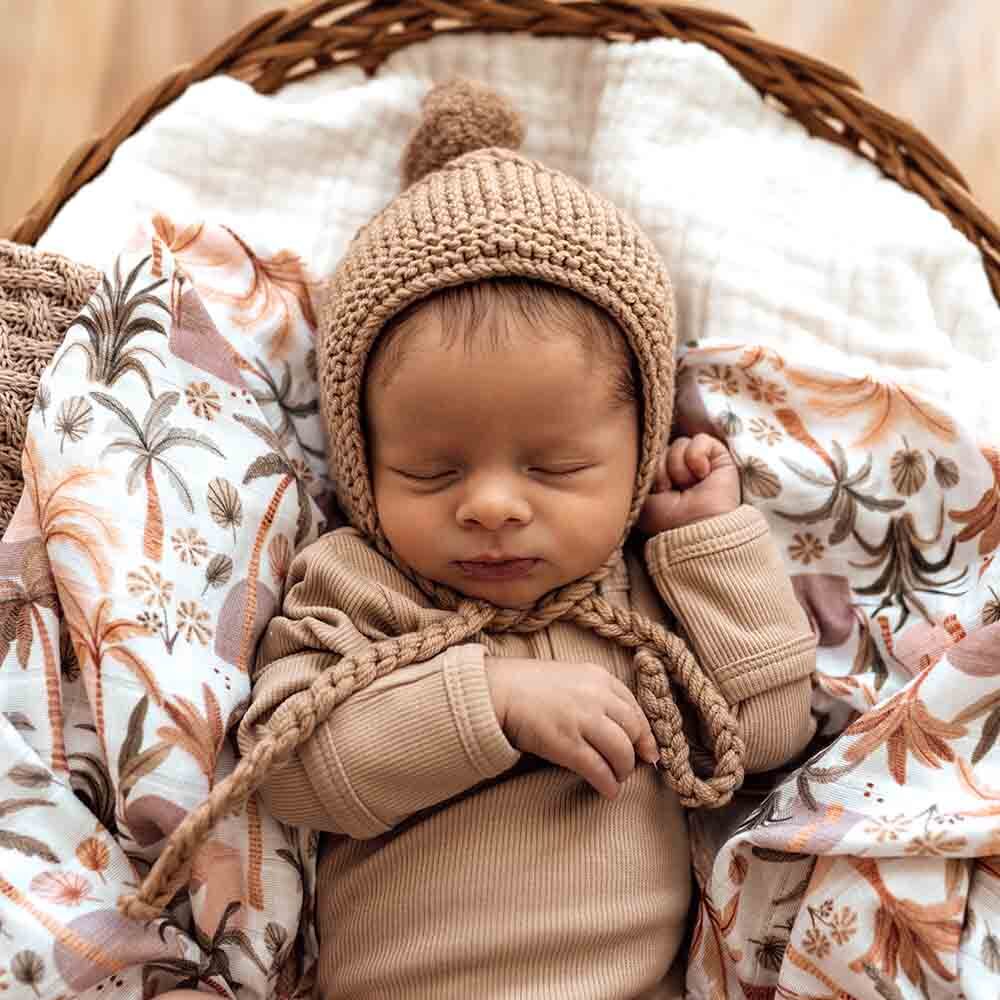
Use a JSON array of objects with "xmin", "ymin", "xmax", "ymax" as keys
[{"xmin": 160, "ymin": 76, "xmax": 817, "ymax": 999}]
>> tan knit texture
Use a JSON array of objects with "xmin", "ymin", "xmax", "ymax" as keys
[
  {"xmin": 400, "ymin": 76, "xmax": 525, "ymax": 188},
  {"xmin": 0, "ymin": 241, "xmax": 100, "ymax": 534},
  {"xmin": 124, "ymin": 79, "xmax": 750, "ymax": 920}
]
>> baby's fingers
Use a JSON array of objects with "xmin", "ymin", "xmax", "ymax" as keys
[
  {"xmin": 666, "ymin": 437, "xmax": 698, "ymax": 489},
  {"xmin": 603, "ymin": 692, "xmax": 658, "ymax": 765},
  {"xmin": 690, "ymin": 433, "xmax": 734, "ymax": 478},
  {"xmin": 582, "ymin": 716, "xmax": 639, "ymax": 785},
  {"xmin": 565, "ymin": 741, "xmax": 622, "ymax": 800}
]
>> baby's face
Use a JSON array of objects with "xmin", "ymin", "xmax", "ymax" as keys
[{"xmin": 365, "ymin": 313, "xmax": 640, "ymax": 609}]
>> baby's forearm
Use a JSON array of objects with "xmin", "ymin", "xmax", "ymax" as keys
[
  {"xmin": 244, "ymin": 644, "xmax": 520, "ymax": 838},
  {"xmin": 644, "ymin": 504, "xmax": 817, "ymax": 770}
]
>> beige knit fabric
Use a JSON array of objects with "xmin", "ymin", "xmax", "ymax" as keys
[
  {"xmin": 123, "ymin": 79, "xmax": 816, "ymax": 919},
  {"xmin": 0, "ymin": 241, "xmax": 100, "ymax": 534}
]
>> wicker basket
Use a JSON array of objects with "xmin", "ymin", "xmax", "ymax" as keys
[{"xmin": 8, "ymin": 0, "xmax": 1000, "ymax": 307}]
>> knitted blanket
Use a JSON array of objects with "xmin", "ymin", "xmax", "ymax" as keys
[{"xmin": 0, "ymin": 217, "xmax": 997, "ymax": 999}]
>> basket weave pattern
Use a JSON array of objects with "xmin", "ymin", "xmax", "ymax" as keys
[{"xmin": 0, "ymin": 243, "xmax": 100, "ymax": 533}]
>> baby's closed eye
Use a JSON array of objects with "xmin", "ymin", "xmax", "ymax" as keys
[{"xmin": 391, "ymin": 465, "xmax": 595, "ymax": 480}]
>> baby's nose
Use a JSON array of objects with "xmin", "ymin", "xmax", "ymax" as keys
[{"xmin": 457, "ymin": 492, "xmax": 532, "ymax": 530}]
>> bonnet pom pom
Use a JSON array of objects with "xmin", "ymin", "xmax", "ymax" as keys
[{"xmin": 401, "ymin": 77, "xmax": 525, "ymax": 187}]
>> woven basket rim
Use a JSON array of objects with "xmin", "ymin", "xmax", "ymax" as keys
[{"xmin": 8, "ymin": 0, "xmax": 1000, "ymax": 305}]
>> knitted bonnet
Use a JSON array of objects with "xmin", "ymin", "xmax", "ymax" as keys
[{"xmin": 120, "ymin": 78, "xmax": 745, "ymax": 921}]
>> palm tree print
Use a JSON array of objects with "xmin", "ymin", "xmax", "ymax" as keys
[
  {"xmin": 91, "ymin": 390, "xmax": 225, "ymax": 561},
  {"xmin": 145, "ymin": 900, "xmax": 267, "ymax": 995},
  {"xmin": 59, "ymin": 580, "xmax": 163, "ymax": 753},
  {"xmin": 21, "ymin": 437, "xmax": 116, "ymax": 589},
  {"xmin": 850, "ymin": 501, "xmax": 966, "ymax": 629},
  {"xmin": 249, "ymin": 357, "xmax": 322, "ymax": 459},
  {"xmin": 52, "ymin": 253, "xmax": 169, "ymax": 398},
  {"xmin": 0, "ymin": 540, "xmax": 66, "ymax": 773},
  {"xmin": 778, "ymin": 440, "xmax": 904, "ymax": 546},
  {"xmin": 231, "ymin": 413, "xmax": 313, "ymax": 672}
]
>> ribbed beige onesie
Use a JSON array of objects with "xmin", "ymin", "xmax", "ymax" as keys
[{"xmin": 238, "ymin": 505, "xmax": 816, "ymax": 999}]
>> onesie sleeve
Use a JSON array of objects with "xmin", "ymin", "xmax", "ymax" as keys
[
  {"xmin": 644, "ymin": 505, "xmax": 817, "ymax": 772},
  {"xmin": 237, "ymin": 528, "xmax": 521, "ymax": 838}
]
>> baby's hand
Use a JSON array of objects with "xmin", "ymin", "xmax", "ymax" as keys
[
  {"xmin": 484, "ymin": 656, "xmax": 658, "ymax": 800},
  {"xmin": 637, "ymin": 433, "xmax": 740, "ymax": 534}
]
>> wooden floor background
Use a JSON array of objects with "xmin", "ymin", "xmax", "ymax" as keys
[{"xmin": 2, "ymin": 1, "xmax": 998, "ymax": 238}]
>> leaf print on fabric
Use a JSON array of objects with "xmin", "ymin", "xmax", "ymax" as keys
[
  {"xmin": 207, "ymin": 478, "xmax": 244, "ymax": 543},
  {"xmin": 268, "ymin": 534, "xmax": 292, "ymax": 587},
  {"xmin": 889, "ymin": 439, "xmax": 927, "ymax": 496},
  {"xmin": 785, "ymin": 368, "xmax": 957, "ymax": 447},
  {"xmin": 982, "ymin": 587, "xmax": 1000, "ymax": 626},
  {"xmin": 931, "ymin": 452, "xmax": 961, "ymax": 490},
  {"xmin": 156, "ymin": 684, "xmax": 225, "ymax": 785},
  {"xmin": 848, "ymin": 857, "xmax": 961, "ymax": 989},
  {"xmin": 203, "ymin": 553, "xmax": 234, "ymax": 595},
  {"xmin": 213, "ymin": 228, "xmax": 318, "ymax": 358},
  {"xmin": 92, "ymin": 390, "xmax": 225, "ymax": 562},
  {"xmin": 51, "ymin": 253, "xmax": 168, "ymax": 398},
  {"xmin": 971, "ymin": 703, "xmax": 1000, "ymax": 764},
  {"xmin": 143, "ymin": 897, "xmax": 267, "ymax": 994},
  {"xmin": 76, "ymin": 835, "xmax": 110, "ymax": 883},
  {"xmin": 152, "ymin": 213, "xmax": 317, "ymax": 359},
  {"xmin": 7, "ymin": 762, "xmax": 54, "ymax": 789},
  {"xmin": 29, "ymin": 870, "xmax": 98, "ymax": 906},
  {"xmin": 850, "ymin": 500, "xmax": 966, "ymax": 628},
  {"xmin": 716, "ymin": 407, "xmax": 743, "ymax": 439},
  {"xmin": 734, "ymin": 453, "xmax": 782, "ymax": 499},
  {"xmin": 0, "ymin": 831, "xmax": 57, "ymax": 866},
  {"xmin": 118, "ymin": 695, "xmax": 173, "ymax": 801},
  {"xmin": 778, "ymin": 440, "xmax": 904, "ymax": 547},
  {"xmin": 68, "ymin": 752, "xmax": 115, "ymax": 833},
  {"xmin": 0, "ymin": 796, "xmax": 54, "ymax": 819},
  {"xmin": 843, "ymin": 667, "xmax": 965, "ymax": 783},
  {"xmin": 233, "ymin": 412, "xmax": 314, "ymax": 671},
  {"xmin": 689, "ymin": 883, "xmax": 742, "ymax": 999},
  {"xmin": 948, "ymin": 445, "xmax": 1000, "ymax": 556},
  {"xmin": 54, "ymin": 396, "xmax": 93, "ymax": 453},
  {"xmin": 773, "ymin": 408, "xmax": 838, "ymax": 477},
  {"xmin": 903, "ymin": 829, "xmax": 967, "ymax": 857},
  {"xmin": 982, "ymin": 925, "xmax": 1000, "ymax": 973},
  {"xmin": 11, "ymin": 950, "xmax": 45, "ymax": 996},
  {"xmin": 34, "ymin": 382, "xmax": 51, "ymax": 426}
]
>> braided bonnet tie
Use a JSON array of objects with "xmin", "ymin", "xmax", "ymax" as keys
[{"xmin": 119, "ymin": 540, "xmax": 744, "ymax": 920}]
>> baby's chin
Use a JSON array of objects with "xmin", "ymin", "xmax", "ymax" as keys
[
  {"xmin": 434, "ymin": 564, "xmax": 580, "ymax": 611},
  {"xmin": 443, "ymin": 576, "xmax": 549, "ymax": 610}
]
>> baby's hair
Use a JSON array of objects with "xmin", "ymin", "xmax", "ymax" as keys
[{"xmin": 364, "ymin": 277, "xmax": 641, "ymax": 410}]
